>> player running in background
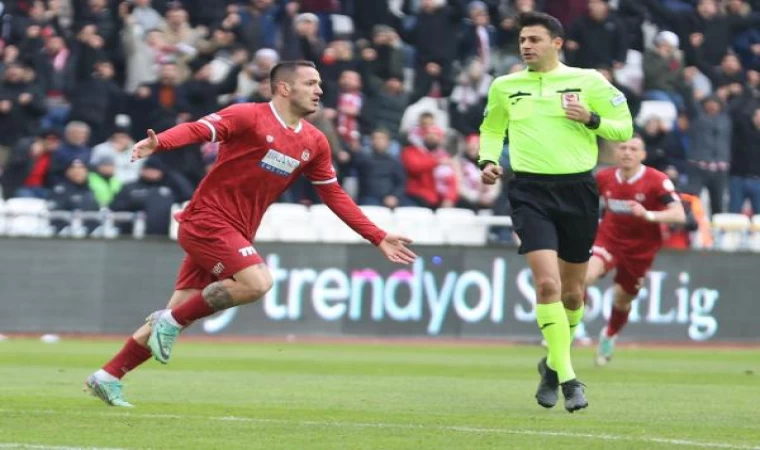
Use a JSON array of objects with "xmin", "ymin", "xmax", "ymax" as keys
[
  {"xmin": 587, "ymin": 136, "xmax": 685, "ymax": 366},
  {"xmin": 84, "ymin": 61, "xmax": 417, "ymax": 407}
]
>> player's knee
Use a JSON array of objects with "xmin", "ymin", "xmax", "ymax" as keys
[
  {"xmin": 535, "ymin": 277, "xmax": 561, "ymax": 300},
  {"xmin": 239, "ymin": 271, "xmax": 273, "ymax": 303}
]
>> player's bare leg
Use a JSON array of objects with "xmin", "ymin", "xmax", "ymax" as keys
[
  {"xmin": 85, "ymin": 289, "xmax": 199, "ymax": 406},
  {"xmin": 556, "ymin": 258, "xmax": 589, "ymax": 412},
  {"xmin": 147, "ymin": 263, "xmax": 273, "ymax": 364},
  {"xmin": 596, "ymin": 284, "xmax": 636, "ymax": 366},
  {"xmin": 528, "ymin": 250, "xmax": 566, "ymax": 410}
]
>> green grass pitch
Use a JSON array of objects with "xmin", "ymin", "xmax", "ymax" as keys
[{"xmin": 0, "ymin": 338, "xmax": 759, "ymax": 450}]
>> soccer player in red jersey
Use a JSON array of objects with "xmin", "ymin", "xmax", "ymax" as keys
[
  {"xmin": 85, "ymin": 61, "xmax": 417, "ymax": 406},
  {"xmin": 586, "ymin": 136, "xmax": 685, "ymax": 366}
]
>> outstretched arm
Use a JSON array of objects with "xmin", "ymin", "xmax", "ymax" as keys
[
  {"xmin": 315, "ymin": 182, "xmax": 416, "ymax": 264},
  {"xmin": 307, "ymin": 134, "xmax": 416, "ymax": 264},
  {"xmin": 131, "ymin": 104, "xmax": 249, "ymax": 161}
]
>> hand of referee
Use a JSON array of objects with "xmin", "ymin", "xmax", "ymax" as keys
[
  {"xmin": 481, "ymin": 163, "xmax": 503, "ymax": 185},
  {"xmin": 564, "ymin": 100, "xmax": 592, "ymax": 124}
]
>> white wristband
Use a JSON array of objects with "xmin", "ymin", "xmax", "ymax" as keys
[{"xmin": 645, "ymin": 211, "xmax": 656, "ymax": 222}]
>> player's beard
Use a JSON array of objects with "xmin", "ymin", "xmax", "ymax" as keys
[{"xmin": 294, "ymin": 97, "xmax": 318, "ymax": 117}]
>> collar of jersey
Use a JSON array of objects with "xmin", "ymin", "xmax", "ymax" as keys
[
  {"xmin": 524, "ymin": 62, "xmax": 570, "ymax": 78},
  {"xmin": 268, "ymin": 102, "xmax": 303, "ymax": 133}
]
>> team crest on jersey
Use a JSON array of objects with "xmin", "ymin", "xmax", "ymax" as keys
[
  {"xmin": 266, "ymin": 135, "xmax": 274, "ymax": 143},
  {"xmin": 561, "ymin": 93, "xmax": 579, "ymax": 108},
  {"xmin": 301, "ymin": 149, "xmax": 311, "ymax": 161},
  {"xmin": 260, "ymin": 149, "xmax": 300, "ymax": 176},
  {"xmin": 635, "ymin": 193, "xmax": 646, "ymax": 202}
]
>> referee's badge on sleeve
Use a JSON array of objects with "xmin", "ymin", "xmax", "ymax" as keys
[{"xmin": 611, "ymin": 93, "xmax": 626, "ymax": 106}]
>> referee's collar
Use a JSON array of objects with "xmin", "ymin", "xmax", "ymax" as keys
[{"xmin": 525, "ymin": 63, "xmax": 569, "ymax": 77}]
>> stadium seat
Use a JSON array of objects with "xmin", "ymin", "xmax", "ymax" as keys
[
  {"xmin": 392, "ymin": 206, "xmax": 444, "ymax": 245},
  {"xmin": 635, "ymin": 100, "xmax": 678, "ymax": 129},
  {"xmin": 4, "ymin": 198, "xmax": 53, "ymax": 237},
  {"xmin": 267, "ymin": 203, "xmax": 319, "ymax": 242},
  {"xmin": 168, "ymin": 202, "xmax": 183, "ymax": 241},
  {"xmin": 255, "ymin": 207, "xmax": 278, "ymax": 242},
  {"xmin": 712, "ymin": 213, "xmax": 750, "ymax": 252},
  {"xmin": 359, "ymin": 205, "xmax": 394, "ymax": 232},
  {"xmin": 747, "ymin": 215, "xmax": 760, "ymax": 252},
  {"xmin": 436, "ymin": 208, "xmax": 489, "ymax": 246},
  {"xmin": 310, "ymin": 204, "xmax": 363, "ymax": 243}
]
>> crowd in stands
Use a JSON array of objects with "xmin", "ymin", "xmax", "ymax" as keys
[{"xmin": 0, "ymin": 0, "xmax": 758, "ymax": 242}]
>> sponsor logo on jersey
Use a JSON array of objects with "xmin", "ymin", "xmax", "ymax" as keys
[
  {"xmin": 212, "ymin": 262, "xmax": 225, "ymax": 276},
  {"xmin": 205, "ymin": 113, "xmax": 222, "ymax": 122},
  {"xmin": 607, "ymin": 198, "xmax": 633, "ymax": 214},
  {"xmin": 260, "ymin": 149, "xmax": 301, "ymax": 176}
]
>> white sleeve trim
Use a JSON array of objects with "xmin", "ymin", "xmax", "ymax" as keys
[
  {"xmin": 311, "ymin": 177, "xmax": 338, "ymax": 185},
  {"xmin": 198, "ymin": 119, "xmax": 217, "ymax": 143}
]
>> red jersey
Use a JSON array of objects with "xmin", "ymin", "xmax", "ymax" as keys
[
  {"xmin": 154, "ymin": 102, "xmax": 385, "ymax": 245},
  {"xmin": 596, "ymin": 165, "xmax": 678, "ymax": 258}
]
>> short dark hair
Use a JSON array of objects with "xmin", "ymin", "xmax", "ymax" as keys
[
  {"xmin": 269, "ymin": 60, "xmax": 317, "ymax": 92},
  {"xmin": 517, "ymin": 12, "xmax": 564, "ymax": 39}
]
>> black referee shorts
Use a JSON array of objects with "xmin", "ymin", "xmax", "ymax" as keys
[{"xmin": 507, "ymin": 171, "xmax": 599, "ymax": 263}]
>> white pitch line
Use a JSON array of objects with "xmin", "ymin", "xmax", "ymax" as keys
[
  {"xmin": 7, "ymin": 410, "xmax": 760, "ymax": 450},
  {"xmin": 0, "ymin": 444, "xmax": 128, "ymax": 450}
]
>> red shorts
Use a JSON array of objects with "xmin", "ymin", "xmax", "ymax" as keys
[
  {"xmin": 591, "ymin": 235, "xmax": 655, "ymax": 296},
  {"xmin": 174, "ymin": 220, "xmax": 264, "ymax": 290}
]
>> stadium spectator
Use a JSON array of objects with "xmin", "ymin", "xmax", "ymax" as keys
[
  {"xmin": 688, "ymin": 96, "xmax": 732, "ymax": 216},
  {"xmin": 358, "ymin": 59, "xmax": 408, "ymax": 145},
  {"xmin": 67, "ymin": 59, "xmax": 124, "ymax": 145},
  {"xmin": 110, "ymin": 156, "xmax": 194, "ymax": 235},
  {"xmin": 458, "ymin": 1, "xmax": 497, "ymax": 71},
  {"xmin": 51, "ymin": 120, "xmax": 92, "ymax": 182},
  {"xmin": 357, "ymin": 25, "xmax": 405, "ymax": 84},
  {"xmin": 449, "ymin": 58, "xmax": 492, "ymax": 136},
  {"xmin": 0, "ymin": 62, "xmax": 47, "ymax": 152},
  {"xmin": 565, "ymin": 0, "xmax": 628, "ymax": 70},
  {"xmin": 401, "ymin": 125, "xmax": 455, "ymax": 208},
  {"xmin": 48, "ymin": 157, "xmax": 100, "ymax": 232},
  {"xmin": 405, "ymin": 0, "xmax": 460, "ymax": 103},
  {"xmin": 643, "ymin": 31, "xmax": 691, "ymax": 111},
  {"xmin": 90, "ymin": 126, "xmax": 140, "ymax": 184},
  {"xmin": 728, "ymin": 107, "xmax": 760, "ymax": 213},
  {"xmin": 88, "ymin": 154, "xmax": 123, "ymax": 207},
  {"xmin": 2, "ymin": 129, "xmax": 60, "ymax": 199},
  {"xmin": 347, "ymin": 128, "xmax": 407, "ymax": 208},
  {"xmin": 454, "ymin": 133, "xmax": 500, "ymax": 211}
]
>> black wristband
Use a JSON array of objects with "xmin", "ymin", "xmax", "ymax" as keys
[
  {"xmin": 585, "ymin": 112, "xmax": 601, "ymax": 130},
  {"xmin": 479, "ymin": 160, "xmax": 497, "ymax": 170}
]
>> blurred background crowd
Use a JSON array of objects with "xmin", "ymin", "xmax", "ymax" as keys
[{"xmin": 0, "ymin": 0, "xmax": 758, "ymax": 240}]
